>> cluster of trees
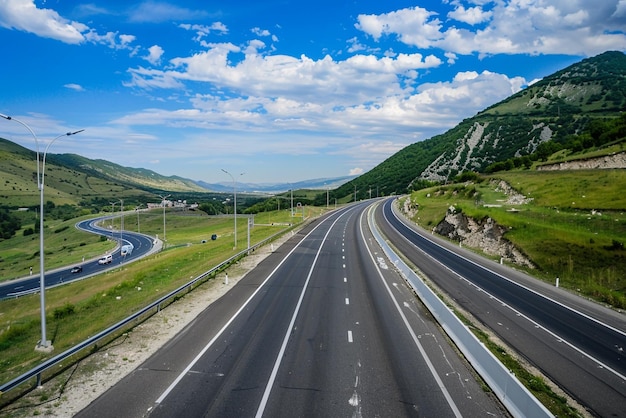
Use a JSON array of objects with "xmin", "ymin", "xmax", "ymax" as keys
[
  {"xmin": 0, "ymin": 209, "xmax": 21, "ymax": 239},
  {"xmin": 486, "ymin": 112, "xmax": 626, "ymax": 173}
]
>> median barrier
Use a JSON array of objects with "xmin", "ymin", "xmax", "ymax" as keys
[{"xmin": 368, "ymin": 201, "xmax": 553, "ymax": 418}]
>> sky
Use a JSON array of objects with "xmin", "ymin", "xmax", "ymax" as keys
[{"xmin": 1, "ymin": 1, "xmax": 626, "ymax": 185}]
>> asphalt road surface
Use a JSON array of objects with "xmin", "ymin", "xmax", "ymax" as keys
[
  {"xmin": 77, "ymin": 201, "xmax": 507, "ymax": 418},
  {"xmin": 376, "ymin": 198, "xmax": 626, "ymax": 417},
  {"xmin": 0, "ymin": 216, "xmax": 154, "ymax": 299}
]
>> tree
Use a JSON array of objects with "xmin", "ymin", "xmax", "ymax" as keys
[{"xmin": 0, "ymin": 209, "xmax": 22, "ymax": 240}]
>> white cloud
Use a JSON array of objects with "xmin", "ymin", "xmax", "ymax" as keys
[
  {"xmin": 251, "ymin": 27, "xmax": 270, "ymax": 37},
  {"xmin": 127, "ymin": 44, "xmax": 442, "ymax": 108},
  {"xmin": 244, "ymin": 39, "xmax": 267, "ymax": 55},
  {"xmin": 116, "ymin": 65, "xmax": 525, "ymax": 156},
  {"xmin": 83, "ymin": 29, "xmax": 137, "ymax": 50},
  {"xmin": 356, "ymin": 1, "xmax": 626, "ymax": 56},
  {"xmin": 0, "ymin": 0, "xmax": 84, "ymax": 44},
  {"xmin": 144, "ymin": 45, "xmax": 164, "ymax": 65},
  {"xmin": 64, "ymin": 83, "xmax": 85, "ymax": 91},
  {"xmin": 179, "ymin": 22, "xmax": 228, "ymax": 44},
  {"xmin": 124, "ymin": 66, "xmax": 186, "ymax": 90},
  {"xmin": 347, "ymin": 36, "xmax": 368, "ymax": 53},
  {"xmin": 0, "ymin": 0, "xmax": 140, "ymax": 52},
  {"xmin": 444, "ymin": 51, "xmax": 457, "ymax": 64},
  {"xmin": 356, "ymin": 7, "xmax": 443, "ymax": 46},
  {"xmin": 447, "ymin": 5, "xmax": 493, "ymax": 25}
]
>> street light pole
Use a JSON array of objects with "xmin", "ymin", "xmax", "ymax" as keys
[
  {"xmin": 135, "ymin": 204, "xmax": 142, "ymax": 233},
  {"xmin": 221, "ymin": 169, "xmax": 244, "ymax": 249},
  {"xmin": 119, "ymin": 199, "xmax": 124, "ymax": 243},
  {"xmin": 157, "ymin": 194, "xmax": 170, "ymax": 243},
  {"xmin": 1, "ymin": 113, "xmax": 83, "ymax": 352},
  {"xmin": 109, "ymin": 201, "xmax": 117, "ymax": 229},
  {"xmin": 326, "ymin": 186, "xmax": 329, "ymax": 208}
]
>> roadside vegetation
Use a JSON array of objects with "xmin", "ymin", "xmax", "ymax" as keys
[
  {"xmin": 403, "ymin": 167, "xmax": 626, "ymax": 309},
  {"xmin": 0, "ymin": 206, "xmax": 320, "ymax": 403}
]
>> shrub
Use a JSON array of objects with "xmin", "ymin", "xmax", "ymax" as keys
[{"xmin": 53, "ymin": 303, "xmax": 76, "ymax": 320}]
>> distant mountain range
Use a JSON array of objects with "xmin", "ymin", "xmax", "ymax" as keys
[{"xmin": 195, "ymin": 176, "xmax": 357, "ymax": 194}]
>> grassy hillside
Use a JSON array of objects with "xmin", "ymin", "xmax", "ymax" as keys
[
  {"xmin": 52, "ymin": 153, "xmax": 207, "ymax": 193},
  {"xmin": 0, "ymin": 138, "xmax": 165, "ymax": 209},
  {"xmin": 403, "ymin": 168, "xmax": 626, "ymax": 308},
  {"xmin": 0, "ymin": 138, "xmax": 209, "ymax": 210},
  {"xmin": 337, "ymin": 51, "xmax": 626, "ymax": 202}
]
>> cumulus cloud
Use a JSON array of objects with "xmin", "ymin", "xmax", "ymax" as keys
[
  {"xmin": 0, "ymin": 0, "xmax": 84, "ymax": 44},
  {"xmin": 447, "ymin": 5, "xmax": 492, "ymax": 25},
  {"xmin": 128, "ymin": 44, "xmax": 442, "ymax": 106},
  {"xmin": 64, "ymin": 83, "xmax": 85, "ymax": 91},
  {"xmin": 83, "ymin": 30, "xmax": 137, "ymax": 50},
  {"xmin": 0, "ymin": 0, "xmax": 138, "ymax": 51},
  {"xmin": 356, "ymin": 1, "xmax": 626, "ymax": 56},
  {"xmin": 179, "ymin": 22, "xmax": 228, "ymax": 44},
  {"xmin": 251, "ymin": 27, "xmax": 270, "ymax": 37},
  {"xmin": 144, "ymin": 45, "xmax": 164, "ymax": 65}
]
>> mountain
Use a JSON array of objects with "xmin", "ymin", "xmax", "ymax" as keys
[
  {"xmin": 51, "ymin": 153, "xmax": 207, "ymax": 193},
  {"xmin": 196, "ymin": 175, "xmax": 356, "ymax": 194},
  {"xmin": 0, "ymin": 137, "xmax": 355, "ymax": 210},
  {"xmin": 336, "ymin": 50, "xmax": 626, "ymax": 199},
  {"xmin": 0, "ymin": 138, "xmax": 211, "ymax": 209}
]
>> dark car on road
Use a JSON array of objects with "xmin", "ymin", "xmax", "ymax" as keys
[{"xmin": 70, "ymin": 266, "xmax": 83, "ymax": 274}]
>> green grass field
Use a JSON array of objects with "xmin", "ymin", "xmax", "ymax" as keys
[{"xmin": 405, "ymin": 170, "xmax": 626, "ymax": 309}]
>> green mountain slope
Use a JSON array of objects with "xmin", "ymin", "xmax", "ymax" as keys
[
  {"xmin": 51, "ymin": 153, "xmax": 206, "ymax": 193},
  {"xmin": 337, "ymin": 50, "xmax": 626, "ymax": 200},
  {"xmin": 0, "ymin": 138, "xmax": 206, "ymax": 208}
]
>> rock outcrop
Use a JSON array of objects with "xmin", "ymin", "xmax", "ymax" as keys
[
  {"xmin": 537, "ymin": 151, "xmax": 626, "ymax": 171},
  {"xmin": 434, "ymin": 206, "xmax": 535, "ymax": 269}
]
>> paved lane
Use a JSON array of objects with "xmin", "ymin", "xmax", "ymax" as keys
[
  {"xmin": 77, "ymin": 202, "xmax": 506, "ymax": 417},
  {"xmin": 0, "ymin": 216, "xmax": 154, "ymax": 299},
  {"xmin": 377, "ymin": 197, "xmax": 626, "ymax": 417}
]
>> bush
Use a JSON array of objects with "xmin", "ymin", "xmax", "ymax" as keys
[{"xmin": 53, "ymin": 303, "xmax": 76, "ymax": 320}]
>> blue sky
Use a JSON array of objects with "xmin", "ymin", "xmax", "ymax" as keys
[{"xmin": 1, "ymin": 1, "xmax": 625, "ymax": 185}]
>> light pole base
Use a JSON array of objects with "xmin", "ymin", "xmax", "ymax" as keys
[{"xmin": 35, "ymin": 341, "xmax": 54, "ymax": 353}]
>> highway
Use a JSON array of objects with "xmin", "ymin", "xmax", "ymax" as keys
[
  {"xmin": 76, "ymin": 201, "xmax": 507, "ymax": 418},
  {"xmin": 0, "ymin": 216, "xmax": 154, "ymax": 299},
  {"xmin": 376, "ymin": 198, "xmax": 626, "ymax": 417}
]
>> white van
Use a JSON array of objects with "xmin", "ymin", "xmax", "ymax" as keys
[{"xmin": 98, "ymin": 254, "xmax": 113, "ymax": 265}]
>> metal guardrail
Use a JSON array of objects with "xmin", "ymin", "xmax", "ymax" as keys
[
  {"xmin": 368, "ymin": 201, "xmax": 553, "ymax": 418},
  {"xmin": 0, "ymin": 228, "xmax": 288, "ymax": 396}
]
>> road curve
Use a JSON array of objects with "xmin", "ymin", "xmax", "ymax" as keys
[
  {"xmin": 0, "ymin": 215, "xmax": 155, "ymax": 300},
  {"xmin": 376, "ymin": 197, "xmax": 626, "ymax": 417},
  {"xmin": 76, "ymin": 201, "xmax": 507, "ymax": 418}
]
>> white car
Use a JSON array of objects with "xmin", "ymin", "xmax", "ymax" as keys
[{"xmin": 98, "ymin": 254, "xmax": 113, "ymax": 265}]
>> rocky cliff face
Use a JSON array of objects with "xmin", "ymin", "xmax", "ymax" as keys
[
  {"xmin": 537, "ymin": 151, "xmax": 626, "ymax": 171},
  {"xmin": 417, "ymin": 121, "xmax": 554, "ymax": 183},
  {"xmin": 434, "ymin": 206, "xmax": 535, "ymax": 269}
]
